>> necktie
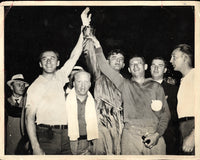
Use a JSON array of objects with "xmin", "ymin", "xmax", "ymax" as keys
[{"xmin": 15, "ymin": 99, "xmax": 19, "ymax": 106}]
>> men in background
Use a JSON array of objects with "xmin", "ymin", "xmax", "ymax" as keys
[
  {"xmin": 6, "ymin": 74, "xmax": 29, "ymax": 154},
  {"xmin": 150, "ymin": 57, "xmax": 179, "ymax": 155},
  {"xmin": 170, "ymin": 44, "xmax": 195, "ymax": 154},
  {"xmin": 25, "ymin": 8, "xmax": 88, "ymax": 155},
  {"xmin": 66, "ymin": 71, "xmax": 98, "ymax": 154},
  {"xmin": 90, "ymin": 36, "xmax": 170, "ymax": 155}
]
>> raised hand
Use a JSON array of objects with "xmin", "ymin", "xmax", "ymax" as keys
[{"xmin": 81, "ymin": 7, "xmax": 92, "ymax": 26}]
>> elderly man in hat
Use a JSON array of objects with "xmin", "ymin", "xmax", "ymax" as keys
[{"xmin": 6, "ymin": 74, "xmax": 29, "ymax": 155}]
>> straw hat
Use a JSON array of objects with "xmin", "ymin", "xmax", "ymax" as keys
[{"xmin": 7, "ymin": 74, "xmax": 29, "ymax": 88}]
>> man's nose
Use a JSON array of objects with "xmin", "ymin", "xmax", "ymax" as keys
[
  {"xmin": 154, "ymin": 66, "xmax": 159, "ymax": 71},
  {"xmin": 80, "ymin": 83, "xmax": 85, "ymax": 88},
  {"xmin": 47, "ymin": 59, "xmax": 51, "ymax": 63},
  {"xmin": 134, "ymin": 64, "xmax": 138, "ymax": 69},
  {"xmin": 170, "ymin": 57, "xmax": 173, "ymax": 63},
  {"xmin": 116, "ymin": 59, "xmax": 120, "ymax": 63}
]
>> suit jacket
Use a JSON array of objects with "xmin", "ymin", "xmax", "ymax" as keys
[
  {"xmin": 161, "ymin": 80, "xmax": 180, "ymax": 154},
  {"xmin": 161, "ymin": 81, "xmax": 179, "ymax": 125}
]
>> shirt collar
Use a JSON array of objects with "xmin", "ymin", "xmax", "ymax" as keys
[
  {"xmin": 154, "ymin": 79, "xmax": 163, "ymax": 84},
  {"xmin": 11, "ymin": 95, "xmax": 22, "ymax": 103}
]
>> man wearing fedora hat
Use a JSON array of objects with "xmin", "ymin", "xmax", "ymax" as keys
[{"xmin": 5, "ymin": 74, "xmax": 29, "ymax": 154}]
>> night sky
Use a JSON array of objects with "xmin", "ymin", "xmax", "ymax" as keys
[{"xmin": 4, "ymin": 6, "xmax": 194, "ymax": 94}]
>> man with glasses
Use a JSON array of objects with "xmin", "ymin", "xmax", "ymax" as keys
[{"xmin": 150, "ymin": 57, "xmax": 179, "ymax": 155}]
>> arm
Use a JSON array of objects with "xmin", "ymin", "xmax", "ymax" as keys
[
  {"xmin": 58, "ymin": 8, "xmax": 91, "ymax": 83},
  {"xmin": 183, "ymin": 129, "xmax": 195, "ymax": 152},
  {"xmin": 144, "ymin": 85, "xmax": 171, "ymax": 149},
  {"xmin": 59, "ymin": 31, "xmax": 84, "ymax": 77},
  {"xmin": 25, "ymin": 104, "xmax": 44, "ymax": 155},
  {"xmin": 156, "ymin": 85, "xmax": 171, "ymax": 136}
]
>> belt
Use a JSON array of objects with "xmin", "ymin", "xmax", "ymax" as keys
[
  {"xmin": 179, "ymin": 117, "xmax": 194, "ymax": 123},
  {"xmin": 38, "ymin": 124, "xmax": 68, "ymax": 129},
  {"xmin": 78, "ymin": 135, "xmax": 87, "ymax": 140}
]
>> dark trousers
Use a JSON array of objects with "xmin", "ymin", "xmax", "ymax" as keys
[
  {"xmin": 163, "ymin": 122, "xmax": 180, "ymax": 155},
  {"xmin": 179, "ymin": 119, "xmax": 195, "ymax": 155},
  {"xmin": 36, "ymin": 125, "xmax": 71, "ymax": 155}
]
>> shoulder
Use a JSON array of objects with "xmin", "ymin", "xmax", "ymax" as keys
[
  {"xmin": 7, "ymin": 96, "xmax": 14, "ymax": 105},
  {"xmin": 145, "ymin": 78, "xmax": 161, "ymax": 88},
  {"xmin": 162, "ymin": 80, "xmax": 178, "ymax": 91},
  {"xmin": 27, "ymin": 76, "xmax": 44, "ymax": 94}
]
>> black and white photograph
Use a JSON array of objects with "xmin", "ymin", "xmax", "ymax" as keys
[{"xmin": 1, "ymin": 1, "xmax": 200, "ymax": 159}]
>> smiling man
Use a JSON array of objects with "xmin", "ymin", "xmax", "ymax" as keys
[
  {"xmin": 66, "ymin": 71, "xmax": 98, "ymax": 155},
  {"xmin": 25, "ymin": 9, "xmax": 87, "ymax": 153},
  {"xmin": 93, "ymin": 49, "xmax": 125, "ymax": 155}
]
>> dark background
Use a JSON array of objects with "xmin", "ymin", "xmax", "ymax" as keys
[{"xmin": 4, "ymin": 6, "xmax": 194, "ymax": 95}]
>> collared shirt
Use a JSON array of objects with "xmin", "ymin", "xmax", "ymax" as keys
[
  {"xmin": 77, "ymin": 97, "xmax": 87, "ymax": 136},
  {"xmin": 11, "ymin": 95, "xmax": 22, "ymax": 105},
  {"xmin": 177, "ymin": 68, "xmax": 195, "ymax": 118},
  {"xmin": 26, "ymin": 62, "xmax": 71, "ymax": 125},
  {"xmin": 155, "ymin": 79, "xmax": 163, "ymax": 84}
]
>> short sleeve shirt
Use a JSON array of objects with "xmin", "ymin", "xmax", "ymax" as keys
[
  {"xmin": 26, "ymin": 64, "xmax": 70, "ymax": 125},
  {"xmin": 177, "ymin": 68, "xmax": 195, "ymax": 118}
]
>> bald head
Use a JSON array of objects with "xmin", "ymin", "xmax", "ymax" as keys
[{"xmin": 73, "ymin": 71, "xmax": 91, "ymax": 96}]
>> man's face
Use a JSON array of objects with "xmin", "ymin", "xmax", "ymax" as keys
[
  {"xmin": 108, "ymin": 53, "xmax": 125, "ymax": 71},
  {"xmin": 150, "ymin": 59, "xmax": 167, "ymax": 80},
  {"xmin": 170, "ymin": 49, "xmax": 184, "ymax": 71},
  {"xmin": 11, "ymin": 81, "xmax": 26, "ymax": 96},
  {"xmin": 128, "ymin": 57, "xmax": 147, "ymax": 76},
  {"xmin": 39, "ymin": 51, "xmax": 60, "ymax": 74},
  {"xmin": 74, "ymin": 72, "xmax": 91, "ymax": 96}
]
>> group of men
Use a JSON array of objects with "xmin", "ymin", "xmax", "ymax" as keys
[{"xmin": 5, "ymin": 7, "xmax": 195, "ymax": 155}]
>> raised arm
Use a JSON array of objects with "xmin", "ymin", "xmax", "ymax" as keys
[
  {"xmin": 58, "ymin": 8, "xmax": 91, "ymax": 82},
  {"xmin": 88, "ymin": 36, "xmax": 124, "ymax": 91}
]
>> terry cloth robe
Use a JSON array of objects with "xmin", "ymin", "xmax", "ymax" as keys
[{"xmin": 66, "ymin": 88, "xmax": 98, "ymax": 141}]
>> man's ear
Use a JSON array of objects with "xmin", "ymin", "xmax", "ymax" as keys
[
  {"xmin": 10, "ymin": 85, "xmax": 14, "ymax": 91},
  {"xmin": 128, "ymin": 67, "xmax": 131, "ymax": 73},
  {"xmin": 57, "ymin": 60, "xmax": 60, "ymax": 67},
  {"xmin": 164, "ymin": 67, "xmax": 167, "ymax": 73},
  {"xmin": 39, "ymin": 62, "xmax": 42, "ymax": 68},
  {"xmin": 106, "ymin": 59, "xmax": 110, "ymax": 64},
  {"xmin": 122, "ymin": 63, "xmax": 125, "ymax": 69},
  {"xmin": 144, "ymin": 64, "xmax": 148, "ymax": 70},
  {"xmin": 183, "ymin": 54, "xmax": 189, "ymax": 64}
]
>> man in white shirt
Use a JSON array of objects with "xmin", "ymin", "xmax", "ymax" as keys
[
  {"xmin": 25, "ymin": 8, "xmax": 89, "ymax": 155},
  {"xmin": 170, "ymin": 44, "xmax": 194, "ymax": 154}
]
